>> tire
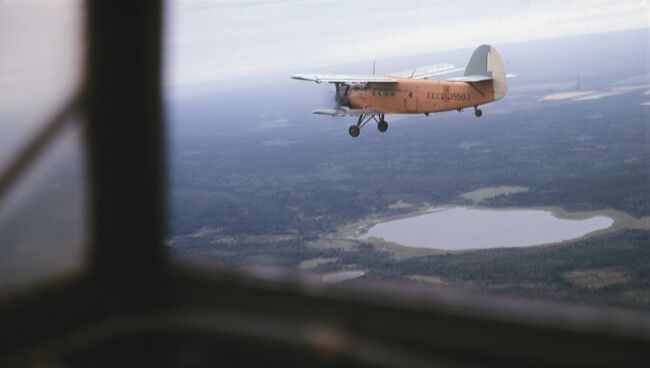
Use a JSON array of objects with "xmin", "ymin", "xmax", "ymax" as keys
[
  {"xmin": 378, "ymin": 120, "xmax": 388, "ymax": 133},
  {"xmin": 349, "ymin": 125, "xmax": 360, "ymax": 137}
]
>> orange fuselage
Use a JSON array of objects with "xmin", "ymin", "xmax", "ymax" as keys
[{"xmin": 346, "ymin": 76, "xmax": 495, "ymax": 114}]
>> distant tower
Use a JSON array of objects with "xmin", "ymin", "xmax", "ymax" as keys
[{"xmin": 576, "ymin": 68, "xmax": 581, "ymax": 90}]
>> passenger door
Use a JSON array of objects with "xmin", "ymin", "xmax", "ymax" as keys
[{"xmin": 404, "ymin": 89, "xmax": 417, "ymax": 112}]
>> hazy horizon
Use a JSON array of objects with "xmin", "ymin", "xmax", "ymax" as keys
[{"xmin": 165, "ymin": 0, "xmax": 649, "ymax": 89}]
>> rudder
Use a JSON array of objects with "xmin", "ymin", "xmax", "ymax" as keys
[{"xmin": 464, "ymin": 45, "xmax": 507, "ymax": 100}]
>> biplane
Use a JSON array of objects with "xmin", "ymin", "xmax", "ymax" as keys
[{"xmin": 292, "ymin": 45, "xmax": 507, "ymax": 137}]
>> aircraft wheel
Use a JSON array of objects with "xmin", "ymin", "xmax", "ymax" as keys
[
  {"xmin": 378, "ymin": 120, "xmax": 388, "ymax": 133},
  {"xmin": 349, "ymin": 125, "xmax": 360, "ymax": 137},
  {"xmin": 474, "ymin": 109, "xmax": 483, "ymax": 117}
]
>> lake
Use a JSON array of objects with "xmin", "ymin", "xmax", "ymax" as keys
[{"xmin": 359, "ymin": 207, "xmax": 614, "ymax": 250}]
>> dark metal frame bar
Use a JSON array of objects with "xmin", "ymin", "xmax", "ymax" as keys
[{"xmin": 84, "ymin": 1, "xmax": 165, "ymax": 289}]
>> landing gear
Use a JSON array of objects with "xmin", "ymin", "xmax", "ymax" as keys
[
  {"xmin": 348, "ymin": 113, "xmax": 386, "ymax": 137},
  {"xmin": 378, "ymin": 118, "xmax": 388, "ymax": 133},
  {"xmin": 474, "ymin": 106, "xmax": 483, "ymax": 117}
]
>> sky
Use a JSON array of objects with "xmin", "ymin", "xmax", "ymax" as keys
[
  {"xmin": 0, "ymin": 0, "xmax": 646, "ymax": 120},
  {"xmin": 0, "ymin": 0, "xmax": 83, "ymax": 170},
  {"xmin": 0, "ymin": 0, "xmax": 82, "ymax": 115},
  {"xmin": 165, "ymin": 0, "xmax": 649, "ymax": 88}
]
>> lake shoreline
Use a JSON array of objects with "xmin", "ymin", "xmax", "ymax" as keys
[{"xmin": 330, "ymin": 204, "xmax": 649, "ymax": 256}]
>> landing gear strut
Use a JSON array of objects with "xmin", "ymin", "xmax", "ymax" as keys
[
  {"xmin": 348, "ymin": 113, "xmax": 387, "ymax": 137},
  {"xmin": 474, "ymin": 106, "xmax": 483, "ymax": 117}
]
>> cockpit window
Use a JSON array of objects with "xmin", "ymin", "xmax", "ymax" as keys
[
  {"xmin": 2, "ymin": 3, "xmax": 649, "ymax": 365},
  {"xmin": 163, "ymin": 0, "xmax": 650, "ymax": 315}
]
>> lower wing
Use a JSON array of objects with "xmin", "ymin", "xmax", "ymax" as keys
[{"xmin": 313, "ymin": 108, "xmax": 382, "ymax": 116}]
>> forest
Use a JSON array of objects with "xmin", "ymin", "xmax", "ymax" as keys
[{"xmin": 169, "ymin": 86, "xmax": 650, "ymax": 311}]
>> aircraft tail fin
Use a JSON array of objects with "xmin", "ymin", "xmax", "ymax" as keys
[{"xmin": 449, "ymin": 45, "xmax": 507, "ymax": 100}]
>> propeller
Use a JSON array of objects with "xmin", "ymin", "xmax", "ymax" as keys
[
  {"xmin": 334, "ymin": 82, "xmax": 350, "ymax": 110},
  {"xmin": 321, "ymin": 85, "xmax": 339, "ymax": 110},
  {"xmin": 324, "ymin": 60, "xmax": 375, "ymax": 110},
  {"xmin": 321, "ymin": 82, "xmax": 349, "ymax": 111}
]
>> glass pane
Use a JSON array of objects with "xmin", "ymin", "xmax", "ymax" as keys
[
  {"xmin": 165, "ymin": 1, "xmax": 650, "ymax": 313},
  {"xmin": 0, "ymin": 123, "xmax": 86, "ymax": 292},
  {"xmin": 0, "ymin": 0, "xmax": 83, "ymax": 171}
]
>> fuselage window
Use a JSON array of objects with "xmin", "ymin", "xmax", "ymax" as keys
[{"xmin": 408, "ymin": 91, "xmax": 413, "ymax": 98}]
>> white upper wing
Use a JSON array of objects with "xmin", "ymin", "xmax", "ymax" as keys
[
  {"xmin": 291, "ymin": 74, "xmax": 396, "ymax": 84},
  {"xmin": 447, "ymin": 75, "xmax": 493, "ymax": 82},
  {"xmin": 390, "ymin": 63, "xmax": 463, "ymax": 79},
  {"xmin": 292, "ymin": 63, "xmax": 462, "ymax": 84}
]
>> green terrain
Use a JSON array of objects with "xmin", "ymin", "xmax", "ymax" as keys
[{"xmin": 168, "ymin": 30, "xmax": 649, "ymax": 311}]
